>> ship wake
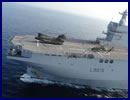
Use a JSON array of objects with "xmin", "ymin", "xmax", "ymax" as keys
[
  {"xmin": 20, "ymin": 73, "xmax": 85, "ymax": 89},
  {"xmin": 20, "ymin": 73, "xmax": 128, "ymax": 93}
]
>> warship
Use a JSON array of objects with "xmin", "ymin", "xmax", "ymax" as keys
[{"xmin": 7, "ymin": 10, "xmax": 128, "ymax": 89}]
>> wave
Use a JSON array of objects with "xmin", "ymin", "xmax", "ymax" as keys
[{"xmin": 20, "ymin": 73, "xmax": 128, "ymax": 94}]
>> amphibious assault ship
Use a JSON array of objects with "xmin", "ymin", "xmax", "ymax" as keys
[{"xmin": 7, "ymin": 10, "xmax": 128, "ymax": 89}]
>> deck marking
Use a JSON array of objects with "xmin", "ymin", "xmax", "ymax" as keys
[
  {"xmin": 111, "ymin": 52, "xmax": 128, "ymax": 55},
  {"xmin": 101, "ymin": 52, "xmax": 110, "ymax": 55},
  {"xmin": 97, "ymin": 52, "xmax": 103, "ymax": 58},
  {"xmin": 69, "ymin": 48, "xmax": 85, "ymax": 52}
]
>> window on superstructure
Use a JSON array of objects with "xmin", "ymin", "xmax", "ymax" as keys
[
  {"xmin": 99, "ymin": 59, "xmax": 103, "ymax": 63},
  {"xmin": 87, "ymin": 54, "xmax": 94, "ymax": 59},
  {"xmin": 110, "ymin": 60, "xmax": 114, "ymax": 64},
  {"xmin": 104, "ymin": 59, "xmax": 109, "ymax": 63}
]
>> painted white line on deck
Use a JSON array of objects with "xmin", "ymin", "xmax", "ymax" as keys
[
  {"xmin": 97, "ymin": 52, "xmax": 103, "ymax": 58},
  {"xmin": 69, "ymin": 48, "xmax": 86, "ymax": 52},
  {"xmin": 115, "ymin": 48, "xmax": 127, "ymax": 51},
  {"xmin": 111, "ymin": 52, "xmax": 128, "ymax": 55},
  {"xmin": 100, "ymin": 52, "xmax": 110, "ymax": 55}
]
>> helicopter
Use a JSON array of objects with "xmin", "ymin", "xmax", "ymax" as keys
[{"xmin": 35, "ymin": 33, "xmax": 66, "ymax": 45}]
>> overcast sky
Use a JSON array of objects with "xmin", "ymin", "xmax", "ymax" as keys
[{"xmin": 11, "ymin": 2, "xmax": 128, "ymax": 22}]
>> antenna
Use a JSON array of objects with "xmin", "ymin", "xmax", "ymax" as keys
[{"xmin": 119, "ymin": 9, "xmax": 128, "ymax": 25}]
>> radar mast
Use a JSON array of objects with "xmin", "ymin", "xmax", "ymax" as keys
[{"xmin": 119, "ymin": 10, "xmax": 128, "ymax": 25}]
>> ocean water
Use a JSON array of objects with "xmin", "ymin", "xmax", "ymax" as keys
[{"xmin": 2, "ymin": 3, "xmax": 128, "ymax": 98}]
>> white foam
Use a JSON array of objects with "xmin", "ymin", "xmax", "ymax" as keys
[
  {"xmin": 20, "ymin": 74, "xmax": 128, "ymax": 92},
  {"xmin": 20, "ymin": 74, "xmax": 85, "ymax": 89}
]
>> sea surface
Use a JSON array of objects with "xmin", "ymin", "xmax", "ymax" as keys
[{"xmin": 2, "ymin": 3, "xmax": 128, "ymax": 98}]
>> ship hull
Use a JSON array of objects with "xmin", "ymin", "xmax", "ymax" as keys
[
  {"xmin": 7, "ymin": 53, "xmax": 128, "ymax": 89},
  {"xmin": 21, "ymin": 65, "xmax": 128, "ymax": 90}
]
